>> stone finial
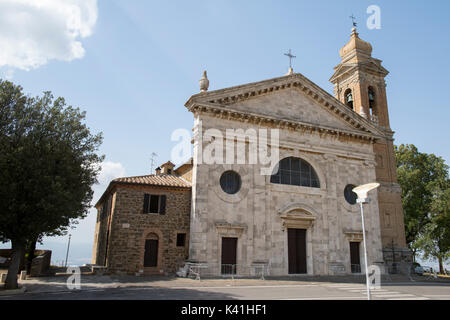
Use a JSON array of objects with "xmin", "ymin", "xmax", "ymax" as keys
[
  {"xmin": 285, "ymin": 67, "xmax": 294, "ymax": 76},
  {"xmin": 199, "ymin": 70, "xmax": 209, "ymax": 92}
]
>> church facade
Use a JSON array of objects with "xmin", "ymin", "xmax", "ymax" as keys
[{"xmin": 92, "ymin": 28, "xmax": 411, "ymax": 276}]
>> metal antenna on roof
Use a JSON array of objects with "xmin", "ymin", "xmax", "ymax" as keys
[{"xmin": 150, "ymin": 152, "xmax": 158, "ymax": 173}]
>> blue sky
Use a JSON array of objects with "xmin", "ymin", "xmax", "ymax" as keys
[{"xmin": 1, "ymin": 0, "xmax": 449, "ymax": 266}]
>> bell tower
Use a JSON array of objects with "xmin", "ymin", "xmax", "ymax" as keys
[{"xmin": 330, "ymin": 27, "xmax": 411, "ymax": 271}]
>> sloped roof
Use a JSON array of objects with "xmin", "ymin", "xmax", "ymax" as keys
[
  {"xmin": 95, "ymin": 174, "xmax": 191, "ymax": 208},
  {"xmin": 113, "ymin": 174, "xmax": 191, "ymax": 188}
]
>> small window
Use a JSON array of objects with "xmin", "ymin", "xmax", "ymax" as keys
[
  {"xmin": 143, "ymin": 194, "xmax": 167, "ymax": 214},
  {"xmin": 368, "ymin": 87, "xmax": 375, "ymax": 109},
  {"xmin": 220, "ymin": 171, "xmax": 241, "ymax": 194},
  {"xmin": 368, "ymin": 87, "xmax": 377, "ymax": 120},
  {"xmin": 344, "ymin": 184, "xmax": 358, "ymax": 205},
  {"xmin": 176, "ymin": 233, "xmax": 186, "ymax": 247},
  {"xmin": 149, "ymin": 195, "xmax": 159, "ymax": 213},
  {"xmin": 167, "ymin": 169, "xmax": 172, "ymax": 174}
]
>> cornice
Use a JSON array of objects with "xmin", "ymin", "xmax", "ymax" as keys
[{"xmin": 189, "ymin": 102, "xmax": 378, "ymax": 143}]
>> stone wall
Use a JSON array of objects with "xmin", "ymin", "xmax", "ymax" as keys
[
  {"xmin": 105, "ymin": 185, "xmax": 191, "ymax": 275},
  {"xmin": 92, "ymin": 192, "xmax": 114, "ymax": 265},
  {"xmin": 30, "ymin": 250, "xmax": 52, "ymax": 276}
]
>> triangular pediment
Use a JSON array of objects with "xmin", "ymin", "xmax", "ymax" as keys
[
  {"xmin": 223, "ymin": 89, "xmax": 356, "ymax": 131},
  {"xmin": 330, "ymin": 59, "xmax": 389, "ymax": 82},
  {"xmin": 185, "ymin": 73, "xmax": 385, "ymax": 139}
]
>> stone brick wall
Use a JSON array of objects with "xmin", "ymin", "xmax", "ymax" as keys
[
  {"xmin": 105, "ymin": 185, "xmax": 191, "ymax": 275},
  {"xmin": 30, "ymin": 250, "xmax": 52, "ymax": 276},
  {"xmin": 92, "ymin": 192, "xmax": 113, "ymax": 265}
]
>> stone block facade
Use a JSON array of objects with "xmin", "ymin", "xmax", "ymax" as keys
[
  {"xmin": 92, "ymin": 183, "xmax": 191, "ymax": 275},
  {"xmin": 187, "ymin": 103, "xmax": 384, "ymax": 276}
]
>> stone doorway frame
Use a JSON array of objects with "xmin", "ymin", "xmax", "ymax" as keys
[{"xmin": 278, "ymin": 203, "xmax": 317, "ymax": 276}]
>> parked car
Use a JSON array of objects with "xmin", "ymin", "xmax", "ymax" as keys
[
  {"xmin": 422, "ymin": 266, "xmax": 433, "ymax": 273},
  {"xmin": 414, "ymin": 265, "xmax": 424, "ymax": 276}
]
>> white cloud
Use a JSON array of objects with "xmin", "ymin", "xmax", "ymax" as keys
[
  {"xmin": 97, "ymin": 161, "xmax": 127, "ymax": 187},
  {"xmin": 0, "ymin": 0, "xmax": 98, "ymax": 71}
]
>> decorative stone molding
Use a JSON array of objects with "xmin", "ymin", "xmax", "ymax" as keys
[
  {"xmin": 185, "ymin": 73, "xmax": 387, "ymax": 141},
  {"xmin": 190, "ymin": 102, "xmax": 378, "ymax": 143},
  {"xmin": 277, "ymin": 202, "xmax": 317, "ymax": 231},
  {"xmin": 379, "ymin": 182, "xmax": 402, "ymax": 194},
  {"xmin": 215, "ymin": 222, "xmax": 247, "ymax": 237},
  {"xmin": 344, "ymin": 230, "xmax": 365, "ymax": 242}
]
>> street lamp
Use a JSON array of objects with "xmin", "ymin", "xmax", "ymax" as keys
[
  {"xmin": 64, "ymin": 234, "xmax": 72, "ymax": 268},
  {"xmin": 352, "ymin": 183, "xmax": 380, "ymax": 300}
]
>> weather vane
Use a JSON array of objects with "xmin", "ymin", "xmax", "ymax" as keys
[
  {"xmin": 350, "ymin": 14, "xmax": 357, "ymax": 27},
  {"xmin": 284, "ymin": 49, "xmax": 296, "ymax": 69}
]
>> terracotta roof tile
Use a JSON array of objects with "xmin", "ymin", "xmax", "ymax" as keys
[{"xmin": 112, "ymin": 174, "xmax": 191, "ymax": 188}]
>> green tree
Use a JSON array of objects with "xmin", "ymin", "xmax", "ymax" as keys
[
  {"xmin": 0, "ymin": 79, "xmax": 103, "ymax": 289},
  {"xmin": 395, "ymin": 144, "xmax": 449, "ymax": 264},
  {"xmin": 412, "ymin": 182, "xmax": 450, "ymax": 274}
]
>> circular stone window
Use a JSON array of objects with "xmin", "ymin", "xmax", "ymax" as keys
[
  {"xmin": 344, "ymin": 184, "xmax": 358, "ymax": 205},
  {"xmin": 220, "ymin": 171, "xmax": 241, "ymax": 195}
]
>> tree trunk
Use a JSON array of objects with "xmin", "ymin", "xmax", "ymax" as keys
[
  {"xmin": 26, "ymin": 239, "xmax": 37, "ymax": 275},
  {"xmin": 4, "ymin": 240, "xmax": 25, "ymax": 290},
  {"xmin": 438, "ymin": 256, "xmax": 444, "ymax": 275}
]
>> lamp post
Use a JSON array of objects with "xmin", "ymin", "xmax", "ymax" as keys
[
  {"xmin": 352, "ymin": 183, "xmax": 380, "ymax": 300},
  {"xmin": 64, "ymin": 234, "xmax": 72, "ymax": 268}
]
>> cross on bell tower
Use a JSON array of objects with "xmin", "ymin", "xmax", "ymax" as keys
[{"xmin": 349, "ymin": 14, "xmax": 357, "ymax": 28}]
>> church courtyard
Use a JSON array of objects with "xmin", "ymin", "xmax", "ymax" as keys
[{"xmin": 1, "ymin": 275, "xmax": 450, "ymax": 300}]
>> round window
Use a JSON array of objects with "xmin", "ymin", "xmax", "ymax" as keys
[
  {"xmin": 344, "ymin": 184, "xmax": 358, "ymax": 205},
  {"xmin": 220, "ymin": 171, "xmax": 241, "ymax": 195}
]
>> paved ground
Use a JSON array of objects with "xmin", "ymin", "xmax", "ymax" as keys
[{"xmin": 1, "ymin": 274, "xmax": 450, "ymax": 300}]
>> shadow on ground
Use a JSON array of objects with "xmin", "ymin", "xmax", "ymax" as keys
[{"xmin": 1, "ymin": 286, "xmax": 240, "ymax": 300}]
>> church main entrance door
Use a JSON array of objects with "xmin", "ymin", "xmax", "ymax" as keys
[{"xmin": 288, "ymin": 228, "xmax": 307, "ymax": 274}]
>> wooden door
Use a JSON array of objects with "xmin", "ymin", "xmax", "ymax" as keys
[
  {"xmin": 221, "ymin": 237, "xmax": 237, "ymax": 274},
  {"xmin": 144, "ymin": 239, "xmax": 158, "ymax": 267},
  {"xmin": 288, "ymin": 229, "xmax": 307, "ymax": 274},
  {"xmin": 350, "ymin": 242, "xmax": 361, "ymax": 273}
]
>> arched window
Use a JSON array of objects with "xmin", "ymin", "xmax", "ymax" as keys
[
  {"xmin": 344, "ymin": 89, "xmax": 353, "ymax": 110},
  {"xmin": 368, "ymin": 86, "xmax": 376, "ymax": 116},
  {"xmin": 270, "ymin": 157, "xmax": 320, "ymax": 188}
]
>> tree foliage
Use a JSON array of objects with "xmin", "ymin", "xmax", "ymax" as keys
[
  {"xmin": 0, "ymin": 79, "xmax": 104, "ymax": 289},
  {"xmin": 395, "ymin": 144, "xmax": 449, "ymax": 272}
]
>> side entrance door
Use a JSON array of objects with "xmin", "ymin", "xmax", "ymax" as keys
[
  {"xmin": 350, "ymin": 242, "xmax": 361, "ymax": 273},
  {"xmin": 144, "ymin": 239, "xmax": 158, "ymax": 267},
  {"xmin": 221, "ymin": 237, "xmax": 237, "ymax": 275}
]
